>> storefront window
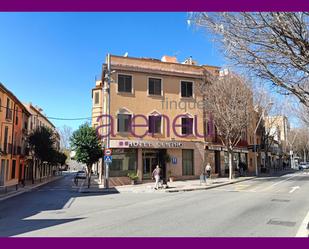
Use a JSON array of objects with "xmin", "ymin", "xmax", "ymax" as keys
[
  {"xmin": 110, "ymin": 149, "xmax": 137, "ymax": 177},
  {"xmin": 240, "ymin": 153, "xmax": 247, "ymax": 165},
  {"xmin": 233, "ymin": 153, "xmax": 239, "ymax": 168},
  {"xmin": 182, "ymin": 149, "xmax": 194, "ymax": 176},
  {"xmin": 224, "ymin": 152, "xmax": 229, "ymax": 169}
]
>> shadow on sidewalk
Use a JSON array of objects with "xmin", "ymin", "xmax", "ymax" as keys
[{"xmin": 0, "ymin": 173, "xmax": 119, "ymax": 237}]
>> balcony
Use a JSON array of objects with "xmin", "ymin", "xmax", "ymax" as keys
[
  {"xmin": 2, "ymin": 143, "xmax": 12, "ymax": 154},
  {"xmin": 17, "ymin": 146, "xmax": 21, "ymax": 155},
  {"xmin": 5, "ymin": 109, "xmax": 13, "ymax": 121}
]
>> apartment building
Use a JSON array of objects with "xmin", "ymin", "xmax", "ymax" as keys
[
  {"xmin": 92, "ymin": 54, "xmax": 255, "ymax": 184},
  {"xmin": 264, "ymin": 115, "xmax": 290, "ymax": 170},
  {"xmin": 264, "ymin": 116, "xmax": 290, "ymax": 143},
  {"xmin": 0, "ymin": 83, "xmax": 31, "ymax": 188},
  {"xmin": 23, "ymin": 103, "xmax": 60, "ymax": 182}
]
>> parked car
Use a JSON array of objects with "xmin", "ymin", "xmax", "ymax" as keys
[
  {"xmin": 299, "ymin": 162, "xmax": 309, "ymax": 170},
  {"xmin": 74, "ymin": 170, "xmax": 87, "ymax": 185},
  {"xmin": 75, "ymin": 170, "xmax": 87, "ymax": 179}
]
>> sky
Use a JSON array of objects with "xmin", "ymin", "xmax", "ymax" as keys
[{"xmin": 0, "ymin": 12, "xmax": 225, "ymax": 130}]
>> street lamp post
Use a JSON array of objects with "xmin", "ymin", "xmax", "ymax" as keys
[{"xmin": 254, "ymin": 102, "xmax": 273, "ymax": 176}]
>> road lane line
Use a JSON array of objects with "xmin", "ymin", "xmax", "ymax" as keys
[
  {"xmin": 296, "ymin": 210, "xmax": 309, "ymax": 237},
  {"xmin": 289, "ymin": 186, "xmax": 300, "ymax": 194},
  {"xmin": 261, "ymin": 173, "xmax": 301, "ymax": 192},
  {"xmin": 63, "ymin": 197, "xmax": 75, "ymax": 209}
]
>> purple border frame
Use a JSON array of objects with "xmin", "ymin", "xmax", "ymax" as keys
[
  {"xmin": 0, "ymin": 0, "xmax": 309, "ymax": 11},
  {"xmin": 1, "ymin": 0, "xmax": 309, "ymax": 247},
  {"xmin": 0, "ymin": 238, "xmax": 308, "ymax": 248}
]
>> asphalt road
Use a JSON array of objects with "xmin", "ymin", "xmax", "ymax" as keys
[{"xmin": 0, "ymin": 171, "xmax": 308, "ymax": 237}]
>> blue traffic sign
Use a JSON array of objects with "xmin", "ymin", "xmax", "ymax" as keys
[{"xmin": 104, "ymin": 156, "xmax": 112, "ymax": 163}]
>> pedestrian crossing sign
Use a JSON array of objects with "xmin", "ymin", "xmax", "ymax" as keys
[{"xmin": 104, "ymin": 156, "xmax": 112, "ymax": 163}]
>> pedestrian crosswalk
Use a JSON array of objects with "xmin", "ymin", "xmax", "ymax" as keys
[{"xmin": 213, "ymin": 172, "xmax": 308, "ymax": 194}]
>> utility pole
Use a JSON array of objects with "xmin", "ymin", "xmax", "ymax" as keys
[{"xmin": 104, "ymin": 53, "xmax": 111, "ymax": 189}]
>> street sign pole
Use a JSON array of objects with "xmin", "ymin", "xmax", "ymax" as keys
[{"xmin": 104, "ymin": 53, "xmax": 111, "ymax": 189}]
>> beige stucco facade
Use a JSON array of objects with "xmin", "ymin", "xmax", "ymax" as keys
[
  {"xmin": 92, "ymin": 54, "xmax": 256, "ymax": 184},
  {"xmin": 92, "ymin": 55, "xmax": 216, "ymax": 182}
]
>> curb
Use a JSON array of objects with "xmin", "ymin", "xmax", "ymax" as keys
[
  {"xmin": 77, "ymin": 172, "xmax": 297, "ymax": 194},
  {"xmin": 165, "ymin": 177, "xmax": 256, "ymax": 193},
  {"xmin": 80, "ymin": 188, "xmax": 119, "ymax": 194},
  {"xmin": 0, "ymin": 176, "xmax": 64, "ymax": 202},
  {"xmin": 77, "ymin": 177, "xmax": 256, "ymax": 194}
]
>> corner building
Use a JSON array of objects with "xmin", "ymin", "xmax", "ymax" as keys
[
  {"xmin": 92, "ymin": 55, "xmax": 219, "ymax": 184},
  {"xmin": 92, "ymin": 55, "xmax": 252, "ymax": 185}
]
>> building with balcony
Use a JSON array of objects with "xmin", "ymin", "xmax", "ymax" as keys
[
  {"xmin": 263, "ymin": 115, "xmax": 290, "ymax": 171},
  {"xmin": 0, "ymin": 83, "xmax": 31, "ymax": 188},
  {"xmin": 92, "ymin": 54, "xmax": 256, "ymax": 185},
  {"xmin": 23, "ymin": 103, "xmax": 61, "ymax": 182}
]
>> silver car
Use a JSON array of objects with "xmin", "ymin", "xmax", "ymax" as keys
[{"xmin": 299, "ymin": 162, "xmax": 309, "ymax": 170}]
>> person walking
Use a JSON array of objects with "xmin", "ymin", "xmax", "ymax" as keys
[
  {"xmin": 152, "ymin": 165, "xmax": 161, "ymax": 190},
  {"xmin": 205, "ymin": 163, "xmax": 212, "ymax": 178}
]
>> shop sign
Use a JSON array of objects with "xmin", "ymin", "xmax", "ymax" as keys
[
  {"xmin": 207, "ymin": 146, "xmax": 248, "ymax": 153},
  {"xmin": 208, "ymin": 146, "xmax": 222, "ymax": 151},
  {"xmin": 113, "ymin": 140, "xmax": 183, "ymax": 149}
]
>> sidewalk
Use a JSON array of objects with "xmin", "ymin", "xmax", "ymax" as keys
[
  {"xmin": 78, "ymin": 168, "xmax": 299, "ymax": 194},
  {"xmin": 0, "ymin": 176, "xmax": 63, "ymax": 202},
  {"xmin": 79, "ymin": 175, "xmax": 255, "ymax": 194}
]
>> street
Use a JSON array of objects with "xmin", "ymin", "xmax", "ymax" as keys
[{"xmin": 0, "ymin": 171, "xmax": 308, "ymax": 237}]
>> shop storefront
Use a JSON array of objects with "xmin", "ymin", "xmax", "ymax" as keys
[
  {"xmin": 207, "ymin": 145, "xmax": 249, "ymax": 177},
  {"xmin": 109, "ymin": 148, "xmax": 137, "ymax": 177},
  {"xmin": 109, "ymin": 140, "xmax": 204, "ymax": 182}
]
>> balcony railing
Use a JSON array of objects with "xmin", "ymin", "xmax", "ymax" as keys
[
  {"xmin": 5, "ymin": 109, "xmax": 13, "ymax": 121},
  {"xmin": 1, "ymin": 143, "xmax": 13, "ymax": 154}
]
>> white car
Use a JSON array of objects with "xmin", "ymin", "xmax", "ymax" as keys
[{"xmin": 299, "ymin": 162, "xmax": 309, "ymax": 170}]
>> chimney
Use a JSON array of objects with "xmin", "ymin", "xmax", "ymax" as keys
[{"xmin": 161, "ymin": 55, "xmax": 178, "ymax": 63}]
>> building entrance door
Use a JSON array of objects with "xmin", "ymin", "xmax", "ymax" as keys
[
  {"xmin": 215, "ymin": 151, "xmax": 221, "ymax": 176},
  {"xmin": 143, "ymin": 151, "xmax": 159, "ymax": 180},
  {"xmin": 0, "ymin": 160, "xmax": 5, "ymax": 186}
]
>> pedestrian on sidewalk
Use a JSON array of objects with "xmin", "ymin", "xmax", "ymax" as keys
[
  {"xmin": 205, "ymin": 163, "xmax": 212, "ymax": 179},
  {"xmin": 152, "ymin": 165, "xmax": 161, "ymax": 190}
]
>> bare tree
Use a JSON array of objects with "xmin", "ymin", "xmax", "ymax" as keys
[
  {"xmin": 57, "ymin": 125, "xmax": 73, "ymax": 150},
  {"xmin": 203, "ymin": 73, "xmax": 252, "ymax": 180},
  {"xmin": 253, "ymin": 85, "xmax": 286, "ymax": 170},
  {"xmin": 190, "ymin": 12, "xmax": 309, "ymax": 106},
  {"xmin": 196, "ymin": 69, "xmax": 216, "ymax": 174},
  {"xmin": 291, "ymin": 127, "xmax": 309, "ymax": 161}
]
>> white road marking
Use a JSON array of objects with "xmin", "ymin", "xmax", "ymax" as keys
[
  {"xmin": 289, "ymin": 186, "xmax": 300, "ymax": 194},
  {"xmin": 63, "ymin": 197, "xmax": 75, "ymax": 209},
  {"xmin": 261, "ymin": 173, "xmax": 300, "ymax": 192},
  {"xmin": 296, "ymin": 210, "xmax": 309, "ymax": 237}
]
